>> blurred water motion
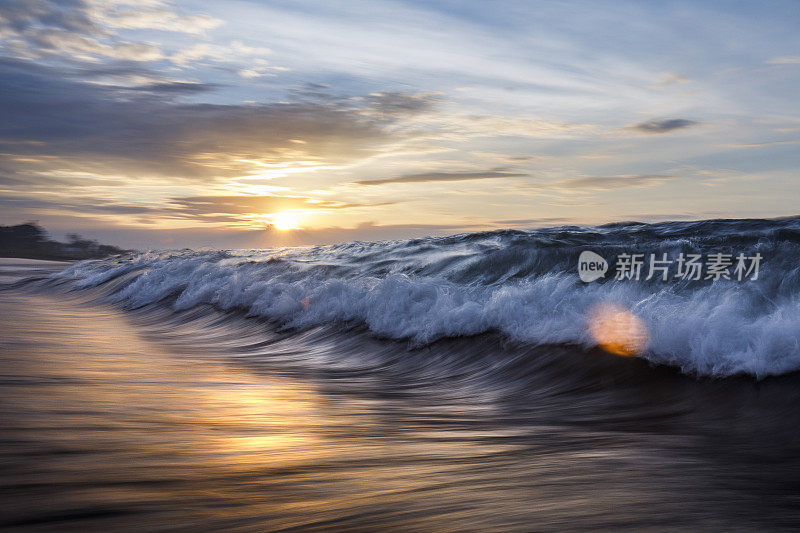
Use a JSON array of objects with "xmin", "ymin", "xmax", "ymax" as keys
[{"xmin": 3, "ymin": 283, "xmax": 800, "ymax": 531}]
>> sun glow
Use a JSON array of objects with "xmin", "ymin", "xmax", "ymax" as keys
[{"xmin": 271, "ymin": 212, "xmax": 302, "ymax": 231}]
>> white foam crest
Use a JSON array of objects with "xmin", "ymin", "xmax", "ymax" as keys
[{"xmin": 55, "ymin": 251, "xmax": 800, "ymax": 377}]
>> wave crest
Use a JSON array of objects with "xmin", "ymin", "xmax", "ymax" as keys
[{"xmin": 54, "ymin": 217, "xmax": 800, "ymax": 377}]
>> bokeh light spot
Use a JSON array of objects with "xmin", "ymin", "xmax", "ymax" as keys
[{"xmin": 587, "ymin": 303, "xmax": 649, "ymax": 357}]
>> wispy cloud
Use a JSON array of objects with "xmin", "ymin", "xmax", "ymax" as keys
[
  {"xmin": 765, "ymin": 56, "xmax": 800, "ymax": 65},
  {"xmin": 649, "ymin": 73, "xmax": 690, "ymax": 89},
  {"xmin": 725, "ymin": 139, "xmax": 800, "ymax": 149},
  {"xmin": 631, "ymin": 119, "xmax": 700, "ymax": 134},
  {"xmin": 533, "ymin": 174, "xmax": 674, "ymax": 191},
  {"xmin": 355, "ymin": 169, "xmax": 526, "ymax": 186},
  {"xmin": 167, "ymin": 194, "xmax": 392, "ymax": 218}
]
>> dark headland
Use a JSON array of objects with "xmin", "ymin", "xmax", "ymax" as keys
[{"xmin": 0, "ymin": 223, "xmax": 130, "ymax": 261}]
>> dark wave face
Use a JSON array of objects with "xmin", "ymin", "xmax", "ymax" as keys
[{"xmin": 49, "ymin": 215, "xmax": 800, "ymax": 377}]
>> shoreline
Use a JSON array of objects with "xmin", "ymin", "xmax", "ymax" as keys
[
  {"xmin": 3, "ymin": 286, "xmax": 800, "ymax": 529},
  {"xmin": 0, "ymin": 257, "xmax": 73, "ymax": 284}
]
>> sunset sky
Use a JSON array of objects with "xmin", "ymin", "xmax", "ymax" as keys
[{"xmin": 1, "ymin": 0, "xmax": 799, "ymax": 248}]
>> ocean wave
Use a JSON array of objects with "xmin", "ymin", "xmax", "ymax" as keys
[{"xmin": 52, "ymin": 217, "xmax": 800, "ymax": 377}]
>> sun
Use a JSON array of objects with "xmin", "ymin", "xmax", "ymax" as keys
[{"xmin": 271, "ymin": 212, "xmax": 302, "ymax": 231}]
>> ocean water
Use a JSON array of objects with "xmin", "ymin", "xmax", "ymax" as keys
[
  {"xmin": 2, "ymin": 217, "xmax": 800, "ymax": 530},
  {"xmin": 57, "ymin": 216, "xmax": 800, "ymax": 377}
]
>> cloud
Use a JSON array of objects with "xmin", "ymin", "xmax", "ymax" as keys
[
  {"xmin": 522, "ymin": 174, "xmax": 674, "ymax": 192},
  {"xmin": 355, "ymin": 169, "xmax": 526, "ymax": 185},
  {"xmin": 9, "ymin": 25, "xmax": 164, "ymax": 61},
  {"xmin": 108, "ymin": 41, "xmax": 163, "ymax": 61},
  {"xmin": 0, "ymin": 192, "xmax": 396, "ymax": 229},
  {"xmin": 366, "ymin": 92, "xmax": 442, "ymax": 116},
  {"xmin": 553, "ymin": 174, "xmax": 673, "ymax": 190},
  {"xmin": 237, "ymin": 68, "xmax": 272, "ymax": 79},
  {"xmin": 725, "ymin": 139, "xmax": 800, "ymax": 149},
  {"xmin": 650, "ymin": 73, "xmax": 690, "ymax": 89},
  {"xmin": 169, "ymin": 40, "xmax": 279, "ymax": 72},
  {"xmin": 434, "ymin": 114, "xmax": 597, "ymax": 139},
  {"xmin": 0, "ymin": 59, "xmax": 437, "ymax": 184},
  {"xmin": 89, "ymin": 0, "xmax": 222, "ymax": 34},
  {"xmin": 167, "ymin": 195, "xmax": 320, "ymax": 215},
  {"xmin": 0, "ymin": 194, "xmax": 161, "ymax": 216},
  {"xmin": 0, "ymin": 0, "xmax": 220, "ymax": 63},
  {"xmin": 631, "ymin": 118, "xmax": 700, "ymax": 133},
  {"xmin": 766, "ymin": 56, "xmax": 800, "ymax": 65},
  {"xmin": 0, "ymin": 0, "xmax": 220, "ymax": 37},
  {"xmin": 0, "ymin": 0, "xmax": 99, "ymax": 35},
  {"xmin": 166, "ymin": 195, "xmax": 389, "ymax": 218},
  {"xmin": 124, "ymin": 81, "xmax": 218, "ymax": 94}
]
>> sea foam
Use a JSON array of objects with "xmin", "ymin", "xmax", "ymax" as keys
[{"xmin": 54, "ymin": 217, "xmax": 800, "ymax": 377}]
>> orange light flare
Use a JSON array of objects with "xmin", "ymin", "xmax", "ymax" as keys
[{"xmin": 587, "ymin": 303, "xmax": 649, "ymax": 357}]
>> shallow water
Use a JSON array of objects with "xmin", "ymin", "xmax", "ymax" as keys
[{"xmin": 3, "ymin": 278, "xmax": 800, "ymax": 531}]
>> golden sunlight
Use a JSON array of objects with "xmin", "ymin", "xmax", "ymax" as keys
[
  {"xmin": 587, "ymin": 303, "xmax": 649, "ymax": 357},
  {"xmin": 271, "ymin": 212, "xmax": 302, "ymax": 231}
]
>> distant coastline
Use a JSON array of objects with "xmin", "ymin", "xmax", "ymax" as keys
[{"xmin": 0, "ymin": 223, "xmax": 131, "ymax": 261}]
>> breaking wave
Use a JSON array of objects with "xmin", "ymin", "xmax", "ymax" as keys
[{"xmin": 51, "ymin": 216, "xmax": 800, "ymax": 377}]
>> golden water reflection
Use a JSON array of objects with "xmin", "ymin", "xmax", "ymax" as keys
[{"xmin": 0, "ymin": 292, "xmax": 535, "ymax": 530}]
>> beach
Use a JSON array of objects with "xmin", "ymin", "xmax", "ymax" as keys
[{"xmin": 3, "ymin": 250, "xmax": 800, "ymax": 530}]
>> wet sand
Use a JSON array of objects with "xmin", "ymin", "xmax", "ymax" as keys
[{"xmin": 1, "ymin": 291, "xmax": 377, "ymax": 530}]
